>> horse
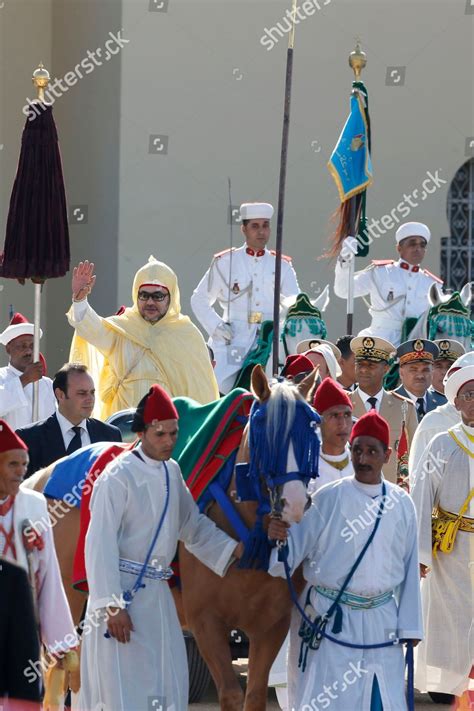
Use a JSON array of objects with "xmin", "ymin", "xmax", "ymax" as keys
[
  {"xmin": 407, "ymin": 282, "xmax": 473, "ymax": 349},
  {"xmin": 22, "ymin": 366, "xmax": 319, "ymax": 709},
  {"xmin": 179, "ymin": 364, "xmax": 319, "ymax": 711}
]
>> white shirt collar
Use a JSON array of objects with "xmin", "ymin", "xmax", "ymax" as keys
[
  {"xmin": 320, "ymin": 444, "xmax": 350, "ymax": 461},
  {"xmin": 135, "ymin": 443, "xmax": 164, "ymax": 469},
  {"xmin": 352, "ymin": 476, "xmax": 384, "ymax": 496},
  {"xmin": 7, "ymin": 363, "xmax": 24, "ymax": 377},
  {"xmin": 402, "ymin": 387, "xmax": 425, "ymax": 404},
  {"xmin": 357, "ymin": 387, "xmax": 384, "ymax": 411},
  {"xmin": 56, "ymin": 410, "xmax": 88, "ymax": 439}
]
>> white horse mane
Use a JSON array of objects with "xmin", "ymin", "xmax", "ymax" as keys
[{"xmin": 265, "ymin": 379, "xmax": 304, "ymax": 448}]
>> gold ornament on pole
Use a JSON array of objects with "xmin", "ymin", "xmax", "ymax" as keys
[{"xmin": 348, "ymin": 40, "xmax": 367, "ymax": 81}]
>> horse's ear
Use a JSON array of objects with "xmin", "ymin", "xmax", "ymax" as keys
[
  {"xmin": 460, "ymin": 282, "xmax": 473, "ymax": 307},
  {"xmin": 250, "ymin": 364, "xmax": 271, "ymax": 402},
  {"xmin": 428, "ymin": 282, "xmax": 442, "ymax": 306},
  {"xmin": 311, "ymin": 284, "xmax": 330, "ymax": 312},
  {"xmin": 297, "ymin": 366, "xmax": 319, "ymax": 401}
]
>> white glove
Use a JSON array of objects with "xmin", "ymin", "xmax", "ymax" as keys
[
  {"xmin": 213, "ymin": 322, "xmax": 234, "ymax": 344},
  {"xmin": 339, "ymin": 236, "xmax": 358, "ymax": 262}
]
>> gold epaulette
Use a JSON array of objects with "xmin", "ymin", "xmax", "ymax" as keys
[
  {"xmin": 213, "ymin": 247, "xmax": 235, "ymax": 259},
  {"xmin": 423, "ymin": 268, "xmax": 443, "ymax": 284},
  {"xmin": 269, "ymin": 249, "xmax": 292, "ymax": 263}
]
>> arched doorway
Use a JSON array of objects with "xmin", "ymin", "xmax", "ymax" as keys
[{"xmin": 441, "ymin": 158, "xmax": 474, "ymax": 290}]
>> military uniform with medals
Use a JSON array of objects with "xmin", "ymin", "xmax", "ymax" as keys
[
  {"xmin": 348, "ymin": 336, "xmax": 419, "ymax": 485},
  {"xmin": 191, "ymin": 203, "xmax": 299, "ymax": 393}
]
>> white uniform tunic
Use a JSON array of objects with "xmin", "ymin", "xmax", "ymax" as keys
[
  {"xmin": 0, "ymin": 364, "xmax": 56, "ymax": 429},
  {"xmin": 269, "ymin": 477, "xmax": 422, "ymax": 711},
  {"xmin": 191, "ymin": 245, "xmax": 299, "ymax": 393},
  {"xmin": 334, "ymin": 258, "xmax": 442, "ymax": 347},
  {"xmin": 76, "ymin": 448, "xmax": 237, "ymax": 711},
  {"xmin": 411, "ymin": 425, "xmax": 474, "ymax": 696}
]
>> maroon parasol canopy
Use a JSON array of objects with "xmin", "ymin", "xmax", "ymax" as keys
[{"xmin": 1, "ymin": 103, "xmax": 70, "ymax": 282}]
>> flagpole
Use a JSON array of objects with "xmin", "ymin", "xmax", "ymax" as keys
[
  {"xmin": 271, "ymin": 0, "xmax": 298, "ymax": 375},
  {"xmin": 345, "ymin": 43, "xmax": 367, "ymax": 335}
]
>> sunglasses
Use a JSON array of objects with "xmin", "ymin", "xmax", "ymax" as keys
[{"xmin": 137, "ymin": 291, "xmax": 169, "ymax": 302}]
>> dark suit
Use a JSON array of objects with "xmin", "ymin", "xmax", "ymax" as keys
[
  {"xmin": 393, "ymin": 385, "xmax": 439, "ymax": 422},
  {"xmin": 17, "ymin": 412, "xmax": 122, "ymax": 477},
  {"xmin": 0, "ymin": 558, "xmax": 41, "ymax": 706}
]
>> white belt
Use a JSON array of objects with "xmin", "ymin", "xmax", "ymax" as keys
[{"xmin": 119, "ymin": 558, "xmax": 173, "ymax": 581}]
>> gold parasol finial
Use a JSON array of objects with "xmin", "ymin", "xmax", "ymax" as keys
[{"xmin": 32, "ymin": 63, "xmax": 50, "ymax": 102}]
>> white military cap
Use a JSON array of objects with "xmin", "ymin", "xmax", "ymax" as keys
[
  {"xmin": 240, "ymin": 203, "xmax": 274, "ymax": 220},
  {"xmin": 395, "ymin": 222, "xmax": 431, "ymax": 244}
]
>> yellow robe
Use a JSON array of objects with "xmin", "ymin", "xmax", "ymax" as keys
[{"xmin": 67, "ymin": 257, "xmax": 219, "ymax": 419}]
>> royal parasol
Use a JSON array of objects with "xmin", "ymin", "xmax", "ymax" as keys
[{"xmin": 1, "ymin": 64, "xmax": 70, "ymax": 418}]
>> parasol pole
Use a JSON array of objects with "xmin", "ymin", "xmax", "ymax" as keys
[
  {"xmin": 31, "ymin": 64, "xmax": 50, "ymax": 421},
  {"xmin": 346, "ymin": 42, "xmax": 367, "ymax": 335},
  {"xmin": 271, "ymin": 0, "xmax": 298, "ymax": 375}
]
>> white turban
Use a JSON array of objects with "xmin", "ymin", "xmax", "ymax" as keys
[{"xmin": 444, "ymin": 365, "xmax": 474, "ymax": 405}]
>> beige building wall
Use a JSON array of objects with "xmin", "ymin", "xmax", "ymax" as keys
[{"xmin": 0, "ymin": 0, "xmax": 473, "ymax": 373}]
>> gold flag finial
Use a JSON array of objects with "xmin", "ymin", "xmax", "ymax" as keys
[
  {"xmin": 348, "ymin": 40, "xmax": 367, "ymax": 81},
  {"xmin": 32, "ymin": 63, "xmax": 50, "ymax": 102}
]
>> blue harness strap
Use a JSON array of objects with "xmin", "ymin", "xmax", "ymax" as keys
[{"xmin": 208, "ymin": 481, "xmax": 249, "ymax": 544}]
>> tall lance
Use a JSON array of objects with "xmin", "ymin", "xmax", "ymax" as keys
[{"xmin": 271, "ymin": 0, "xmax": 298, "ymax": 375}]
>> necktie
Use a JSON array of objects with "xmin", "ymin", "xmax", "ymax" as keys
[
  {"xmin": 416, "ymin": 398, "xmax": 425, "ymax": 419},
  {"xmin": 66, "ymin": 426, "xmax": 82, "ymax": 454},
  {"xmin": 367, "ymin": 397, "xmax": 377, "ymax": 410}
]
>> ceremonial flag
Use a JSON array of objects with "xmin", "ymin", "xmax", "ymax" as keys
[
  {"xmin": 396, "ymin": 413, "xmax": 410, "ymax": 491},
  {"xmin": 328, "ymin": 83, "xmax": 372, "ymax": 202},
  {"xmin": 327, "ymin": 79, "xmax": 372, "ymax": 258}
]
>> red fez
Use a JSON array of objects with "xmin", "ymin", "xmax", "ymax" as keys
[
  {"xmin": 281, "ymin": 354, "xmax": 313, "ymax": 380},
  {"xmin": 10, "ymin": 313, "xmax": 29, "ymax": 325},
  {"xmin": 313, "ymin": 378, "xmax": 352, "ymax": 413},
  {"xmin": 350, "ymin": 411, "xmax": 390, "ymax": 449},
  {"xmin": 132, "ymin": 384, "xmax": 178, "ymax": 431},
  {"xmin": 0, "ymin": 419, "xmax": 28, "ymax": 452}
]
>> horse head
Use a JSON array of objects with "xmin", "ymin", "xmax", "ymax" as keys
[
  {"xmin": 408, "ymin": 283, "xmax": 474, "ymax": 350},
  {"xmin": 280, "ymin": 290, "xmax": 329, "ymax": 361},
  {"xmin": 249, "ymin": 364, "xmax": 320, "ymax": 526},
  {"xmin": 425, "ymin": 283, "xmax": 474, "ymax": 348}
]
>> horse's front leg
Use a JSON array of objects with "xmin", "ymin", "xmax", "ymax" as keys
[{"xmin": 244, "ymin": 617, "xmax": 290, "ymax": 711}]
